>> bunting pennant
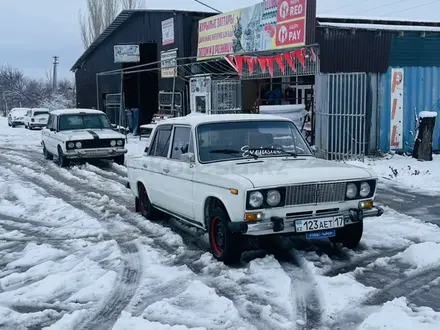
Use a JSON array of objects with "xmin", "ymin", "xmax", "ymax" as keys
[
  {"xmin": 235, "ymin": 55, "xmax": 244, "ymax": 75},
  {"xmin": 295, "ymin": 49, "xmax": 306, "ymax": 68},
  {"xmin": 257, "ymin": 57, "xmax": 267, "ymax": 73},
  {"xmin": 274, "ymin": 55, "xmax": 285, "ymax": 74},
  {"xmin": 283, "ymin": 52, "xmax": 296, "ymax": 72},
  {"xmin": 266, "ymin": 56, "xmax": 274, "ymax": 77},
  {"xmin": 246, "ymin": 57, "xmax": 255, "ymax": 75},
  {"xmin": 310, "ymin": 48, "xmax": 317, "ymax": 62}
]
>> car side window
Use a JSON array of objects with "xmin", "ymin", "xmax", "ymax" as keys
[
  {"xmin": 149, "ymin": 126, "xmax": 172, "ymax": 157},
  {"xmin": 170, "ymin": 126, "xmax": 191, "ymax": 160},
  {"xmin": 53, "ymin": 115, "xmax": 58, "ymax": 131},
  {"xmin": 47, "ymin": 115, "xmax": 53, "ymax": 129}
]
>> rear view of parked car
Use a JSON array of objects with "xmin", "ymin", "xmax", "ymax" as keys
[
  {"xmin": 24, "ymin": 108, "xmax": 50, "ymax": 129},
  {"xmin": 7, "ymin": 107, "xmax": 29, "ymax": 127}
]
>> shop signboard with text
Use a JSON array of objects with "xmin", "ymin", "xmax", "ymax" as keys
[{"xmin": 197, "ymin": 0, "xmax": 307, "ymax": 60}]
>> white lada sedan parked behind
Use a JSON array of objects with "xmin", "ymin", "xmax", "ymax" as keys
[
  {"xmin": 41, "ymin": 109, "xmax": 127, "ymax": 167},
  {"xmin": 126, "ymin": 113, "xmax": 383, "ymax": 264}
]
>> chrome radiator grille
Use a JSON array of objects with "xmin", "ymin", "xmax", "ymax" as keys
[{"xmin": 285, "ymin": 182, "xmax": 346, "ymax": 206}]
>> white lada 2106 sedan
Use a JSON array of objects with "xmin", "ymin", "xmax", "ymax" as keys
[
  {"xmin": 41, "ymin": 109, "xmax": 127, "ymax": 167},
  {"xmin": 126, "ymin": 113, "xmax": 383, "ymax": 264}
]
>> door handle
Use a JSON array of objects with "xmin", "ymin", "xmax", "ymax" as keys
[
  {"xmin": 142, "ymin": 164, "xmax": 148, "ymax": 168},
  {"xmin": 162, "ymin": 168, "xmax": 169, "ymax": 173}
]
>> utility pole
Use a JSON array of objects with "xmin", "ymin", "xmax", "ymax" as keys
[{"xmin": 52, "ymin": 56, "xmax": 59, "ymax": 91}]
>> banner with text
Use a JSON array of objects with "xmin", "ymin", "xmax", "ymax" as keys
[
  {"xmin": 161, "ymin": 49, "xmax": 177, "ymax": 78},
  {"xmin": 197, "ymin": 0, "xmax": 307, "ymax": 60}
]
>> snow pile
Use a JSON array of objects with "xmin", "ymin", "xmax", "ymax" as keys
[
  {"xmin": 419, "ymin": 111, "xmax": 438, "ymax": 118},
  {"xmin": 348, "ymin": 154, "xmax": 440, "ymax": 195},
  {"xmin": 359, "ymin": 297, "xmax": 440, "ymax": 330}
]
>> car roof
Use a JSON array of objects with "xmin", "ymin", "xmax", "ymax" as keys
[
  {"xmin": 51, "ymin": 108, "xmax": 105, "ymax": 116},
  {"xmin": 31, "ymin": 108, "xmax": 49, "ymax": 112},
  {"xmin": 10, "ymin": 107, "xmax": 30, "ymax": 112},
  {"xmin": 154, "ymin": 113, "xmax": 292, "ymax": 128}
]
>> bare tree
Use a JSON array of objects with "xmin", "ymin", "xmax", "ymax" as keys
[
  {"xmin": 79, "ymin": 0, "xmax": 104, "ymax": 49},
  {"xmin": 79, "ymin": 0, "xmax": 144, "ymax": 49},
  {"xmin": 122, "ymin": 0, "xmax": 145, "ymax": 9},
  {"xmin": 102, "ymin": 0, "xmax": 119, "ymax": 28}
]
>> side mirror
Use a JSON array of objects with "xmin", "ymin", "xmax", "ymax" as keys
[
  {"xmin": 180, "ymin": 152, "xmax": 195, "ymax": 163},
  {"xmin": 310, "ymin": 145, "xmax": 317, "ymax": 154},
  {"xmin": 144, "ymin": 146, "xmax": 149, "ymax": 153}
]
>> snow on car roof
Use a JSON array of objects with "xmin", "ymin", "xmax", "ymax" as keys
[
  {"xmin": 51, "ymin": 108, "xmax": 105, "ymax": 116},
  {"xmin": 155, "ymin": 113, "xmax": 292, "ymax": 127}
]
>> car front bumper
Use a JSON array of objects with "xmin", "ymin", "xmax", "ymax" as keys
[
  {"xmin": 228, "ymin": 205, "xmax": 384, "ymax": 236},
  {"xmin": 11, "ymin": 120, "xmax": 24, "ymax": 125},
  {"xmin": 64, "ymin": 147, "xmax": 127, "ymax": 159}
]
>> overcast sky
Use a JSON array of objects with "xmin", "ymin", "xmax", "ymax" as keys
[{"xmin": 1, "ymin": 0, "xmax": 438, "ymax": 81}]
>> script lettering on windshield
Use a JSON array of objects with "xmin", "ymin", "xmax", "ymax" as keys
[{"xmin": 241, "ymin": 145, "xmax": 283, "ymax": 157}]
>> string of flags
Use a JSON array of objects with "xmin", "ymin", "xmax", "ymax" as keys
[{"xmin": 226, "ymin": 47, "xmax": 317, "ymax": 76}]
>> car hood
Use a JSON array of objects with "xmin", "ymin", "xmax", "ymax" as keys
[
  {"xmin": 61, "ymin": 129, "xmax": 124, "ymax": 140},
  {"xmin": 203, "ymin": 157, "xmax": 375, "ymax": 187}
]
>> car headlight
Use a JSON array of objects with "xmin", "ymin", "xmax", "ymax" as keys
[
  {"xmin": 110, "ymin": 140, "xmax": 116, "ymax": 147},
  {"xmin": 266, "ymin": 190, "xmax": 281, "ymax": 207},
  {"xmin": 346, "ymin": 183, "xmax": 358, "ymax": 199},
  {"xmin": 67, "ymin": 142, "xmax": 74, "ymax": 149},
  {"xmin": 117, "ymin": 139, "xmax": 123, "ymax": 146},
  {"xmin": 75, "ymin": 142, "xmax": 82, "ymax": 149},
  {"xmin": 249, "ymin": 191, "xmax": 264, "ymax": 208},
  {"xmin": 359, "ymin": 182, "xmax": 371, "ymax": 197}
]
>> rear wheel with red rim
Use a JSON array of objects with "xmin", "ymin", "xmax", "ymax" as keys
[
  {"xmin": 136, "ymin": 183, "xmax": 161, "ymax": 220},
  {"xmin": 208, "ymin": 206, "xmax": 242, "ymax": 264}
]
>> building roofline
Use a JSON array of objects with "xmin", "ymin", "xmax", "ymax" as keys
[
  {"xmin": 70, "ymin": 9, "xmax": 214, "ymax": 72},
  {"xmin": 317, "ymin": 16, "xmax": 440, "ymax": 26}
]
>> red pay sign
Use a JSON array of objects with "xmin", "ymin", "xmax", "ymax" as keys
[{"xmin": 275, "ymin": 19, "xmax": 305, "ymax": 47}]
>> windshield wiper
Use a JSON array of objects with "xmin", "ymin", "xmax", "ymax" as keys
[
  {"xmin": 209, "ymin": 149, "xmax": 258, "ymax": 159},
  {"xmin": 257, "ymin": 147, "xmax": 298, "ymax": 158}
]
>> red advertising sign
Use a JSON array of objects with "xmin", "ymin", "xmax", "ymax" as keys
[
  {"xmin": 277, "ymin": 0, "xmax": 307, "ymax": 23},
  {"xmin": 275, "ymin": 19, "xmax": 305, "ymax": 47}
]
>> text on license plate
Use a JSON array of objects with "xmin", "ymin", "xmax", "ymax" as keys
[{"xmin": 295, "ymin": 216, "xmax": 344, "ymax": 232}]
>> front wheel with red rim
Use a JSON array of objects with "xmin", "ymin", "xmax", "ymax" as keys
[{"xmin": 209, "ymin": 207, "xmax": 242, "ymax": 264}]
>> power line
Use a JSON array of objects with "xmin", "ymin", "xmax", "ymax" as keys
[
  {"xmin": 349, "ymin": 0, "xmax": 412, "ymax": 15},
  {"xmin": 193, "ymin": 0, "xmax": 221, "ymax": 13},
  {"xmin": 378, "ymin": 0, "xmax": 440, "ymax": 17},
  {"xmin": 319, "ymin": 1, "xmax": 363, "ymax": 15}
]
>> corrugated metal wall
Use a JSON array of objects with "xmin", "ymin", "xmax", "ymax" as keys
[
  {"xmin": 316, "ymin": 27, "xmax": 392, "ymax": 73},
  {"xmin": 379, "ymin": 66, "xmax": 440, "ymax": 152},
  {"xmin": 389, "ymin": 34, "xmax": 440, "ymax": 67}
]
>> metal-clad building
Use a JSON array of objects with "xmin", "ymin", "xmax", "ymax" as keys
[
  {"xmin": 71, "ymin": 9, "xmax": 214, "ymax": 124},
  {"xmin": 314, "ymin": 17, "xmax": 440, "ymax": 157}
]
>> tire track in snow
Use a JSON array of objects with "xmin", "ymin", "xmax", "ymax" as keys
[
  {"xmin": 78, "ymin": 242, "xmax": 141, "ymax": 330},
  {"xmin": 0, "ymin": 154, "xmax": 214, "ymax": 328}
]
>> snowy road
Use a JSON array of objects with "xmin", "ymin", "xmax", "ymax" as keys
[{"xmin": 1, "ymin": 120, "xmax": 440, "ymax": 330}]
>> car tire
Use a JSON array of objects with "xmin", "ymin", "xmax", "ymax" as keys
[
  {"xmin": 57, "ymin": 146, "xmax": 70, "ymax": 168},
  {"xmin": 330, "ymin": 222, "xmax": 363, "ymax": 249},
  {"xmin": 136, "ymin": 183, "xmax": 161, "ymax": 220},
  {"xmin": 11, "ymin": 124, "xmax": 15, "ymax": 128},
  {"xmin": 43, "ymin": 143, "xmax": 53, "ymax": 160},
  {"xmin": 8, "ymin": 121, "xmax": 11, "ymax": 127},
  {"xmin": 114, "ymin": 155, "xmax": 124, "ymax": 165},
  {"xmin": 208, "ymin": 206, "xmax": 243, "ymax": 264}
]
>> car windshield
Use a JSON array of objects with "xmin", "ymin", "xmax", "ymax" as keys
[
  {"xmin": 197, "ymin": 120, "xmax": 312, "ymax": 163},
  {"xmin": 34, "ymin": 111, "xmax": 49, "ymax": 116},
  {"xmin": 11, "ymin": 109, "xmax": 27, "ymax": 117},
  {"xmin": 59, "ymin": 114, "xmax": 112, "ymax": 131}
]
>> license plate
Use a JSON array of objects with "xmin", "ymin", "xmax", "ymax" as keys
[
  {"xmin": 295, "ymin": 216, "xmax": 344, "ymax": 233},
  {"xmin": 306, "ymin": 230, "xmax": 336, "ymax": 239}
]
